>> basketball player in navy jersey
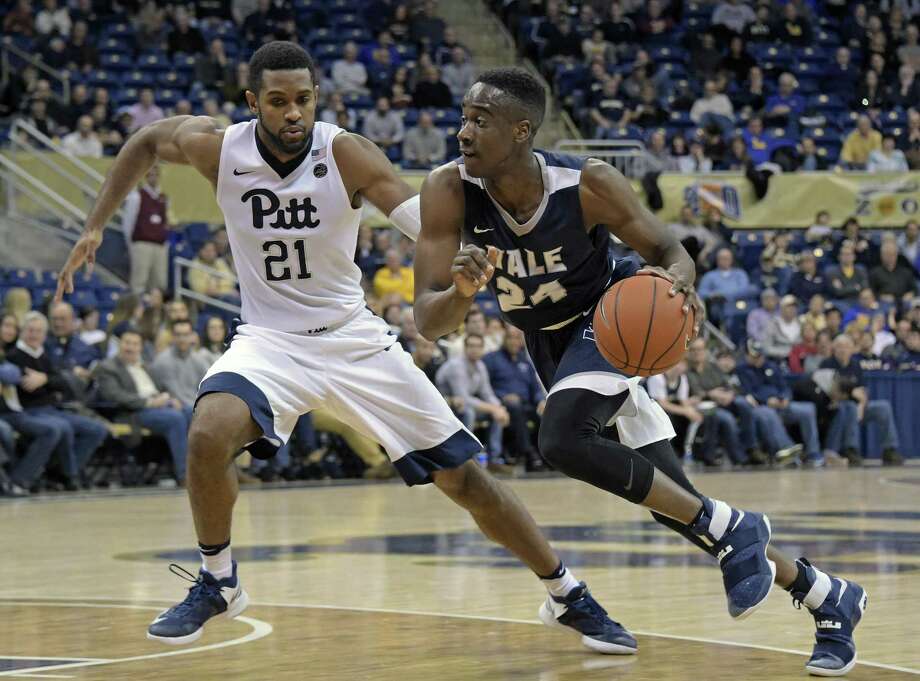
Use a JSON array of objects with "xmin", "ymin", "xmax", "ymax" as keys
[
  {"xmin": 55, "ymin": 43, "xmax": 638, "ymax": 655},
  {"xmin": 415, "ymin": 68, "xmax": 866, "ymax": 677}
]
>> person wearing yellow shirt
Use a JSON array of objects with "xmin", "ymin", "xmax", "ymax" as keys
[
  {"xmin": 373, "ymin": 248, "xmax": 414, "ymax": 304},
  {"xmin": 188, "ymin": 240, "xmax": 237, "ymax": 298},
  {"xmin": 840, "ymin": 115, "xmax": 882, "ymax": 169}
]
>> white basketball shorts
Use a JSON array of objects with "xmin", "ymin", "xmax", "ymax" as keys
[{"xmin": 197, "ymin": 308, "xmax": 481, "ymax": 485}]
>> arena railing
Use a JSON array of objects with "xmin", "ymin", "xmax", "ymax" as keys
[
  {"xmin": 554, "ymin": 139, "xmax": 651, "ymax": 178},
  {"xmin": 0, "ymin": 38, "xmax": 70, "ymax": 103},
  {"xmin": 173, "ymin": 256, "xmax": 241, "ymax": 314}
]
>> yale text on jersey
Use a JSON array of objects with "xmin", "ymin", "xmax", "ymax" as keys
[{"xmin": 241, "ymin": 188, "xmax": 320, "ymax": 230}]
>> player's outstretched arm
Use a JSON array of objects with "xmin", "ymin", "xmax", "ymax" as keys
[
  {"xmin": 580, "ymin": 159, "xmax": 704, "ymax": 335},
  {"xmin": 55, "ymin": 116, "xmax": 223, "ymax": 301},
  {"xmin": 333, "ymin": 132, "xmax": 420, "ymax": 238},
  {"xmin": 414, "ymin": 164, "xmax": 497, "ymax": 340}
]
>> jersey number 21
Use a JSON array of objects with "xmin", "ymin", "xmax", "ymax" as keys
[{"xmin": 262, "ymin": 239, "xmax": 311, "ymax": 282}]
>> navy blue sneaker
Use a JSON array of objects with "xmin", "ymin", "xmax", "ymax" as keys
[
  {"xmin": 538, "ymin": 583, "xmax": 638, "ymax": 654},
  {"xmin": 791, "ymin": 559, "xmax": 868, "ymax": 677},
  {"xmin": 692, "ymin": 498, "xmax": 776, "ymax": 619},
  {"xmin": 146, "ymin": 562, "xmax": 249, "ymax": 645}
]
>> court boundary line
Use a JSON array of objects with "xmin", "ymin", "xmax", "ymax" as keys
[
  {"xmin": 1, "ymin": 597, "xmax": 916, "ymax": 676},
  {"xmin": 0, "ymin": 602, "xmax": 272, "ymax": 678}
]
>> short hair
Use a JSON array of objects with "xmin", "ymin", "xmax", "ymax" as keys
[
  {"xmin": 248, "ymin": 41, "xmax": 316, "ymax": 94},
  {"xmin": 171, "ymin": 318, "xmax": 194, "ymax": 333},
  {"xmin": 22, "ymin": 311, "xmax": 48, "ymax": 330},
  {"xmin": 120, "ymin": 327, "xmax": 143, "ymax": 342},
  {"xmin": 464, "ymin": 332, "xmax": 485, "ymax": 346},
  {"xmin": 475, "ymin": 68, "xmax": 546, "ymax": 136}
]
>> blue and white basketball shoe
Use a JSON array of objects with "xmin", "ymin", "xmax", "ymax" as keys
[
  {"xmin": 146, "ymin": 562, "xmax": 249, "ymax": 645},
  {"xmin": 692, "ymin": 497, "xmax": 776, "ymax": 619},
  {"xmin": 538, "ymin": 582, "xmax": 638, "ymax": 654},
  {"xmin": 791, "ymin": 559, "xmax": 868, "ymax": 677}
]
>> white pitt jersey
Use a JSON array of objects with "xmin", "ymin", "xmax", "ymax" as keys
[{"xmin": 215, "ymin": 119, "xmax": 364, "ymax": 333}]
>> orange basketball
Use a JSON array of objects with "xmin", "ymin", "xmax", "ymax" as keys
[{"xmin": 592, "ymin": 275, "xmax": 695, "ymax": 377}]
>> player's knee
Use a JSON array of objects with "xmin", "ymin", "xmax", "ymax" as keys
[
  {"xmin": 432, "ymin": 460, "xmax": 481, "ymax": 503},
  {"xmin": 537, "ymin": 414, "xmax": 582, "ymax": 470},
  {"xmin": 187, "ymin": 416, "xmax": 238, "ymax": 465}
]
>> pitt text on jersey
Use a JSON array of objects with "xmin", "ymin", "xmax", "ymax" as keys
[{"xmin": 241, "ymin": 188, "xmax": 320, "ymax": 230}]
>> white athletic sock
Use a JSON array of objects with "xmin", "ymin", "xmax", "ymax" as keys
[
  {"xmin": 199, "ymin": 540, "xmax": 233, "ymax": 581},
  {"xmin": 540, "ymin": 563, "xmax": 581, "ymax": 598}
]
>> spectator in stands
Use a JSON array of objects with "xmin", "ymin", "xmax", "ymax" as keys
[
  {"xmin": 637, "ymin": 0, "xmax": 673, "ymax": 38},
  {"xmin": 822, "ymin": 334, "xmax": 903, "ymax": 466},
  {"xmin": 373, "ymin": 248, "xmax": 414, "ymax": 304},
  {"xmin": 0, "ymin": 353, "xmax": 62, "ymax": 495},
  {"xmin": 805, "ymin": 209, "xmax": 834, "ymax": 244},
  {"xmin": 804, "ymin": 328, "xmax": 834, "ymax": 373},
  {"xmin": 402, "ymin": 110, "xmax": 446, "ymax": 169},
  {"xmin": 721, "ymin": 135, "xmax": 750, "ymax": 171},
  {"xmin": 150, "ymin": 320, "xmax": 211, "ymax": 409},
  {"xmin": 363, "ymin": 96, "xmax": 405, "ymax": 152},
  {"xmin": 3, "ymin": 0, "xmax": 34, "ymax": 36},
  {"xmin": 686, "ymin": 338, "xmax": 764, "ymax": 465},
  {"xmin": 776, "ymin": 2, "xmax": 812, "ymax": 46},
  {"xmin": 646, "ymin": 360, "xmax": 703, "ymax": 460},
  {"xmin": 411, "ymin": 336, "xmax": 443, "ymax": 384},
  {"xmin": 787, "ymin": 251, "xmax": 826, "ymax": 301},
  {"xmin": 899, "ymin": 108, "xmax": 920, "ymax": 170},
  {"xmin": 840, "ymin": 115, "xmax": 882, "ymax": 170},
  {"xmin": 744, "ymin": 5, "xmax": 775, "ymax": 43},
  {"xmin": 41, "ymin": 35, "xmax": 70, "ymax": 71},
  {"xmin": 719, "ymin": 36, "xmax": 756, "ymax": 84},
  {"xmin": 241, "ymin": 0, "xmax": 284, "ymax": 45},
  {"xmin": 3, "ymin": 288, "xmax": 32, "ymax": 328},
  {"xmin": 64, "ymin": 20, "xmax": 96, "ymax": 73},
  {"xmin": 319, "ymin": 92, "xmax": 357, "ymax": 130},
  {"xmin": 741, "ymin": 116, "xmax": 774, "ymax": 165},
  {"xmin": 195, "ymin": 38, "xmax": 234, "ymax": 91},
  {"xmin": 442, "ymin": 47, "xmax": 476, "ymax": 100},
  {"xmin": 888, "ymin": 65, "xmax": 920, "ymax": 109},
  {"xmin": 8, "ymin": 312, "xmax": 107, "ymax": 486},
  {"xmin": 853, "ymin": 69, "xmax": 886, "ymax": 113},
  {"xmin": 167, "ymin": 6, "xmax": 205, "ymax": 56},
  {"xmin": 627, "ymin": 83, "xmax": 668, "ymax": 128},
  {"xmin": 894, "ymin": 324, "xmax": 920, "ymax": 371},
  {"xmin": 61, "ymin": 115, "xmax": 102, "ymax": 159},
  {"xmin": 827, "ymin": 47, "xmax": 860, "ymax": 98},
  {"xmin": 883, "ymin": 316, "xmax": 913, "ymax": 362},
  {"xmin": 899, "ymin": 23, "xmax": 920, "ymax": 71},
  {"xmin": 483, "ymin": 326, "xmax": 546, "ymax": 471},
  {"xmin": 35, "ymin": 0, "xmax": 71, "ymax": 37},
  {"xmin": 436, "ymin": 332, "xmax": 511, "ymax": 473},
  {"xmin": 691, "ymin": 32, "xmax": 722, "ymax": 80},
  {"xmin": 46, "ymin": 302, "xmax": 98, "ymax": 373},
  {"xmin": 582, "ymin": 28, "xmax": 616, "ymax": 65},
  {"xmin": 60, "ymin": 84, "xmax": 90, "ymax": 132},
  {"xmin": 199, "ymin": 316, "xmax": 228, "ymax": 364},
  {"xmin": 735, "ymin": 65, "xmax": 767, "ymax": 116},
  {"xmin": 68, "ymin": 309, "xmax": 101, "ymax": 353},
  {"xmin": 411, "ymin": 0, "xmax": 447, "ymax": 51},
  {"xmin": 413, "ymin": 65, "xmax": 454, "ymax": 109},
  {"xmin": 126, "ymin": 88, "xmax": 165, "ymax": 132},
  {"xmin": 23, "ymin": 98, "xmax": 59, "ymax": 139},
  {"xmin": 1, "ymin": 314, "xmax": 19, "ymax": 351},
  {"xmin": 95, "ymin": 328, "xmax": 193, "ymax": 483},
  {"xmin": 826, "ymin": 240, "xmax": 870, "ymax": 301},
  {"xmin": 541, "ymin": 14, "xmax": 583, "ymax": 65},
  {"xmin": 698, "ymin": 248, "xmax": 755, "ymax": 325},
  {"xmin": 189, "ymin": 240, "xmax": 237, "ymax": 301},
  {"xmin": 124, "ymin": 165, "xmax": 173, "ymax": 294},
  {"xmin": 763, "ymin": 295, "xmax": 803, "ymax": 362},
  {"xmin": 712, "ymin": 0, "xmax": 756, "ymax": 37},
  {"xmin": 867, "ymin": 136, "xmax": 909, "ymax": 172},
  {"xmin": 396, "ymin": 307, "xmax": 420, "ymax": 354},
  {"xmin": 789, "ymin": 321, "xmax": 819, "ymax": 374},
  {"xmin": 764, "ymin": 72, "xmax": 805, "ymax": 130},
  {"xmin": 678, "ymin": 140, "xmax": 713, "ymax": 173},
  {"xmin": 747, "ymin": 287, "xmax": 780, "ymax": 344},
  {"xmin": 898, "ymin": 220, "xmax": 920, "ymax": 269},
  {"xmin": 689, "ymin": 79, "xmax": 734, "ymax": 136},
  {"xmin": 332, "ymin": 42, "xmax": 370, "ymax": 97},
  {"xmin": 737, "ymin": 340, "xmax": 824, "ymax": 465},
  {"xmin": 801, "ymin": 293, "xmax": 827, "ymax": 331},
  {"xmin": 870, "ymin": 240, "xmax": 918, "ymax": 303}
]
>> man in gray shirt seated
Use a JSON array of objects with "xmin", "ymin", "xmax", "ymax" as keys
[
  {"xmin": 362, "ymin": 96, "xmax": 405, "ymax": 152},
  {"xmin": 402, "ymin": 110, "xmax": 446, "ymax": 169},
  {"xmin": 151, "ymin": 319, "xmax": 212, "ymax": 408},
  {"xmin": 436, "ymin": 333, "xmax": 510, "ymax": 473}
]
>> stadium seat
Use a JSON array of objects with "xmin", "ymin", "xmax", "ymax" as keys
[
  {"xmin": 100, "ymin": 54, "xmax": 134, "ymax": 72},
  {"xmin": 137, "ymin": 52, "xmax": 171, "ymax": 73},
  {"xmin": 124, "ymin": 71, "xmax": 155, "ymax": 88},
  {"xmin": 809, "ymin": 94, "xmax": 847, "ymax": 114},
  {"xmin": 4, "ymin": 269, "xmax": 37, "ymax": 288}
]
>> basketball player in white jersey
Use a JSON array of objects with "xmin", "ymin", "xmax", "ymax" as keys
[{"xmin": 55, "ymin": 42, "xmax": 637, "ymax": 653}]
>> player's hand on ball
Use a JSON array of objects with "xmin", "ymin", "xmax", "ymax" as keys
[
  {"xmin": 452, "ymin": 245, "xmax": 499, "ymax": 298},
  {"xmin": 637, "ymin": 265, "xmax": 705, "ymax": 338},
  {"xmin": 55, "ymin": 230, "xmax": 103, "ymax": 302}
]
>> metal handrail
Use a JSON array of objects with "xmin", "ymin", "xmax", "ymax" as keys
[
  {"xmin": 554, "ymin": 139, "xmax": 651, "ymax": 178},
  {"xmin": 0, "ymin": 38, "xmax": 70, "ymax": 101},
  {"xmin": 10, "ymin": 123, "xmax": 103, "ymax": 204},
  {"xmin": 12, "ymin": 118, "xmax": 107, "ymax": 183},
  {"xmin": 173, "ymin": 256, "xmax": 241, "ymax": 314},
  {"xmin": 0, "ymin": 153, "xmax": 87, "ymax": 222}
]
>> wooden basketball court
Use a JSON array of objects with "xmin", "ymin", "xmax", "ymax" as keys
[{"xmin": 1, "ymin": 466, "xmax": 918, "ymax": 680}]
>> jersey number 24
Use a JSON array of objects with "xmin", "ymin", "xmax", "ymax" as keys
[{"xmin": 495, "ymin": 276, "xmax": 567, "ymax": 311}]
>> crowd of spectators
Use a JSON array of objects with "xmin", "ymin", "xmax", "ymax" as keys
[
  {"xmin": 492, "ymin": 0, "xmax": 920, "ymax": 179},
  {"xmin": 0, "ymin": 0, "xmax": 470, "ymax": 169}
]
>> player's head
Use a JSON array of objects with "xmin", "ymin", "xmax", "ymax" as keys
[
  {"xmin": 246, "ymin": 41, "xmax": 318, "ymax": 157},
  {"xmin": 458, "ymin": 68, "xmax": 545, "ymax": 178}
]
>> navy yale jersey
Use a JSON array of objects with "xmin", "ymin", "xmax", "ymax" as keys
[{"xmin": 459, "ymin": 151, "xmax": 613, "ymax": 332}]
